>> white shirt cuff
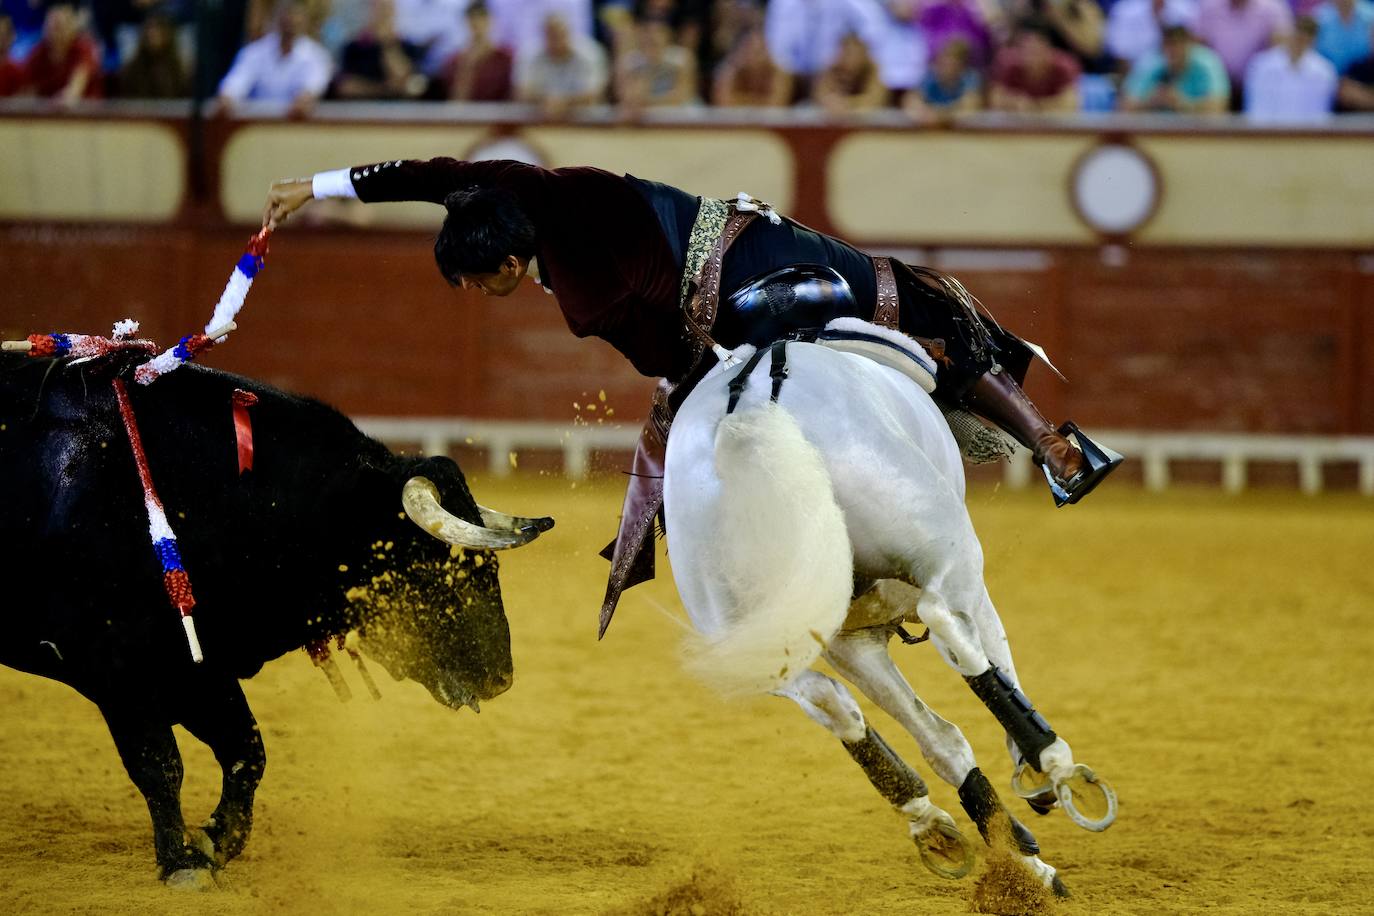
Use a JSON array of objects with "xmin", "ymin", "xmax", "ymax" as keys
[{"xmin": 311, "ymin": 168, "xmax": 358, "ymax": 200}]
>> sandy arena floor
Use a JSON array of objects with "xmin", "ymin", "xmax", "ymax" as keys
[{"xmin": 1, "ymin": 477, "xmax": 1371, "ymax": 915}]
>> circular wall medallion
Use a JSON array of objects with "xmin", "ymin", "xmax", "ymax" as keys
[{"xmin": 1068, "ymin": 143, "xmax": 1161, "ymax": 238}]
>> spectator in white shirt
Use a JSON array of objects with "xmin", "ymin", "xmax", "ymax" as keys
[
  {"xmin": 766, "ymin": 0, "xmax": 926, "ymax": 92},
  {"xmin": 515, "ymin": 13, "xmax": 608, "ymax": 118},
  {"xmin": 1105, "ymin": 0, "xmax": 1199, "ymax": 67},
  {"xmin": 218, "ymin": 0, "xmax": 334, "ymax": 114},
  {"xmin": 1244, "ymin": 15, "xmax": 1338, "ymax": 121},
  {"xmin": 488, "ymin": 0, "xmax": 593, "ymax": 64},
  {"xmin": 392, "ymin": 0, "xmax": 470, "ymax": 76}
]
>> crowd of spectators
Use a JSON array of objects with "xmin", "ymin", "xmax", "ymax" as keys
[{"xmin": 2, "ymin": 0, "xmax": 1374, "ymax": 120}]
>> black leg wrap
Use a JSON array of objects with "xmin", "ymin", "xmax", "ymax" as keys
[
  {"xmin": 842, "ymin": 726, "xmax": 928, "ymax": 808},
  {"xmin": 964, "ymin": 666, "xmax": 1056, "ymax": 771},
  {"xmin": 957, "ymin": 768, "xmax": 1040, "ymax": 857}
]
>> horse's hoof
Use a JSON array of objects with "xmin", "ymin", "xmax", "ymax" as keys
[
  {"xmin": 1055, "ymin": 764, "xmax": 1117, "ymax": 832},
  {"xmin": 913, "ymin": 821, "xmax": 976, "ymax": 880},
  {"xmin": 165, "ymin": 867, "xmax": 216, "ymax": 891},
  {"xmin": 1050, "ymin": 873, "xmax": 1071, "ymax": 898}
]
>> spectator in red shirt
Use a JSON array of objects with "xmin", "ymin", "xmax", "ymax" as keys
[
  {"xmin": 444, "ymin": 2, "xmax": 514, "ymax": 101},
  {"xmin": 0, "ymin": 13, "xmax": 27, "ymax": 96},
  {"xmin": 990, "ymin": 20, "xmax": 1081, "ymax": 111},
  {"xmin": 23, "ymin": 2, "xmax": 103, "ymax": 102}
]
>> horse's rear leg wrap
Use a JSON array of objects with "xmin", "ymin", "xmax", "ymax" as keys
[
  {"xmin": 965, "ymin": 665, "xmax": 1056, "ymax": 771},
  {"xmin": 958, "ymin": 767, "xmax": 1039, "ymax": 856},
  {"xmin": 843, "ymin": 726, "xmax": 928, "ymax": 807}
]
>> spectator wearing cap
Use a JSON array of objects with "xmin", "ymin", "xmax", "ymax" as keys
[
  {"xmin": 712, "ymin": 24, "xmax": 791, "ymax": 106},
  {"xmin": 1121, "ymin": 24, "xmax": 1229, "ymax": 112},
  {"xmin": 1195, "ymin": 0, "xmax": 1293, "ymax": 93},
  {"xmin": 1313, "ymin": 0, "xmax": 1374, "ymax": 73},
  {"xmin": 615, "ymin": 16, "xmax": 698, "ymax": 110},
  {"xmin": 22, "ymin": 2, "xmax": 103, "ymax": 102},
  {"xmin": 443, "ymin": 2, "xmax": 514, "ymax": 101},
  {"xmin": 990, "ymin": 20, "xmax": 1081, "ymax": 112},
  {"xmin": 333, "ymin": 0, "xmax": 429, "ymax": 99},
  {"xmin": 1244, "ymin": 15, "xmax": 1338, "ymax": 120},
  {"xmin": 902, "ymin": 36, "xmax": 982, "ymax": 117},
  {"xmin": 515, "ymin": 13, "xmax": 609, "ymax": 117},
  {"xmin": 1336, "ymin": 25, "xmax": 1374, "ymax": 109},
  {"xmin": 1105, "ymin": 0, "xmax": 1199, "ymax": 67},
  {"xmin": 118, "ymin": 11, "xmax": 189, "ymax": 98},
  {"xmin": 811, "ymin": 31, "xmax": 888, "ymax": 113},
  {"xmin": 217, "ymin": 0, "xmax": 334, "ymax": 114}
]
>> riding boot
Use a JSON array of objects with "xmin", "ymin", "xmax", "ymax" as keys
[
  {"xmin": 965, "ymin": 369, "xmax": 1082, "ymax": 482},
  {"xmin": 965, "ymin": 369, "xmax": 1123, "ymax": 506}
]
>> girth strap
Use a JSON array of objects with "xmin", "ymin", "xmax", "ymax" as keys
[
  {"xmin": 725, "ymin": 346, "xmax": 769, "ymax": 415},
  {"xmin": 726, "ymin": 341, "xmax": 790, "ymax": 415},
  {"xmin": 768, "ymin": 339, "xmax": 789, "ymax": 401}
]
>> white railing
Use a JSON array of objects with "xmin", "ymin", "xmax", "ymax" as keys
[
  {"xmin": 355, "ymin": 417, "xmax": 641, "ymax": 480},
  {"xmin": 356, "ymin": 417, "xmax": 1374, "ymax": 496},
  {"xmin": 999, "ymin": 430, "xmax": 1374, "ymax": 495}
]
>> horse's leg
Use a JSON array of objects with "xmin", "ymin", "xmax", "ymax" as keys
[
  {"xmin": 824, "ymin": 627, "xmax": 1067, "ymax": 897},
  {"xmin": 911, "ymin": 575, "xmax": 1117, "ymax": 832},
  {"xmin": 99, "ymin": 703, "xmax": 216, "ymax": 886},
  {"xmin": 777, "ymin": 668, "xmax": 976, "ymax": 880},
  {"xmin": 966, "ymin": 588, "xmax": 1118, "ymax": 830},
  {"xmin": 177, "ymin": 680, "xmax": 266, "ymax": 866}
]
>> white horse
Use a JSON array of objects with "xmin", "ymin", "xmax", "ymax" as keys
[{"xmin": 663, "ymin": 322, "xmax": 1117, "ymax": 894}]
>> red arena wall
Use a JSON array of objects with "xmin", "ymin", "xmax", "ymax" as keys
[{"xmin": 3, "ymin": 106, "xmax": 1372, "ymax": 435}]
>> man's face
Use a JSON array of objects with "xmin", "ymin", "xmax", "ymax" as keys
[
  {"xmin": 1020, "ymin": 32, "xmax": 1051, "ymax": 69},
  {"xmin": 44, "ymin": 6, "xmax": 76, "ymax": 48},
  {"xmin": 458, "ymin": 255, "xmax": 527, "ymax": 296},
  {"xmin": 544, "ymin": 16, "xmax": 571, "ymax": 57}
]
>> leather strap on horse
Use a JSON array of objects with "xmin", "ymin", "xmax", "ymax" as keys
[
  {"xmin": 682, "ymin": 209, "xmax": 758, "ymax": 368},
  {"xmin": 873, "ymin": 256, "xmax": 956, "ymax": 370},
  {"xmin": 873, "ymin": 257, "xmax": 900, "ymax": 329},
  {"xmin": 597, "ymin": 381, "xmax": 672, "ymax": 639}
]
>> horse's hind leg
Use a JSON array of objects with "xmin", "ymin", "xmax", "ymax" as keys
[
  {"xmin": 824, "ymin": 627, "xmax": 1067, "ymax": 897},
  {"xmin": 777, "ymin": 669, "xmax": 975, "ymax": 880}
]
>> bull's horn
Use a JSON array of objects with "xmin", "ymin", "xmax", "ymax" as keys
[
  {"xmin": 402, "ymin": 477, "xmax": 540, "ymax": 550},
  {"xmin": 477, "ymin": 505, "xmax": 555, "ymax": 536}
]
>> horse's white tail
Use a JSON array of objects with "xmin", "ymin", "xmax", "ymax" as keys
[{"xmin": 687, "ymin": 402, "xmax": 853, "ymax": 695}]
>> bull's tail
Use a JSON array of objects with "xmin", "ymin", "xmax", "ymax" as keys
[{"xmin": 687, "ymin": 402, "xmax": 853, "ymax": 695}]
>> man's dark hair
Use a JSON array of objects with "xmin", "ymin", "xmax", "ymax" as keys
[{"xmin": 434, "ymin": 187, "xmax": 537, "ymax": 282}]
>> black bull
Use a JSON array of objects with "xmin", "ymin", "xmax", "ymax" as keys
[{"xmin": 0, "ymin": 352, "xmax": 551, "ymax": 881}]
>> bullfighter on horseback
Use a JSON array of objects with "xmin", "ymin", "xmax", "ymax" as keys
[{"xmin": 263, "ymin": 159, "xmax": 1122, "ymax": 634}]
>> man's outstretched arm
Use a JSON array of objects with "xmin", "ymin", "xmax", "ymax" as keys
[{"xmin": 262, "ymin": 157, "xmax": 538, "ymax": 228}]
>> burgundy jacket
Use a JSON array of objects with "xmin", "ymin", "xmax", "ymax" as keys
[{"xmin": 347, "ymin": 158, "xmax": 689, "ymax": 379}]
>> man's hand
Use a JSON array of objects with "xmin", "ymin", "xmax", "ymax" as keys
[{"xmin": 263, "ymin": 177, "xmax": 314, "ymax": 229}]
